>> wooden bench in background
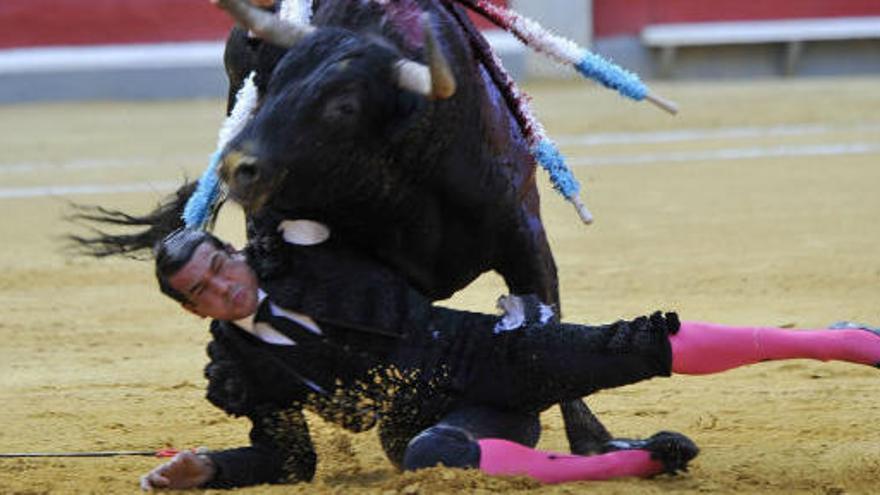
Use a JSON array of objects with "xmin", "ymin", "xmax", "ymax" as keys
[{"xmin": 641, "ymin": 16, "xmax": 880, "ymax": 77}]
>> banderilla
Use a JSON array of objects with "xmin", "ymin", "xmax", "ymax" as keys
[{"xmin": 0, "ymin": 448, "xmax": 206, "ymax": 458}]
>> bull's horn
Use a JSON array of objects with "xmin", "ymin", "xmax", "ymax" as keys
[
  {"xmin": 393, "ymin": 15, "xmax": 456, "ymax": 99},
  {"xmin": 278, "ymin": 219, "xmax": 331, "ymax": 246},
  {"xmin": 213, "ymin": 0, "xmax": 314, "ymax": 48}
]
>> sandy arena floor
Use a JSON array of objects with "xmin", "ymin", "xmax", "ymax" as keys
[{"xmin": 1, "ymin": 77, "xmax": 879, "ymax": 494}]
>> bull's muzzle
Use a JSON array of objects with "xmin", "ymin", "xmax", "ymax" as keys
[
  {"xmin": 219, "ymin": 149, "xmax": 269, "ymax": 211},
  {"xmin": 220, "ymin": 150, "xmax": 259, "ymax": 186}
]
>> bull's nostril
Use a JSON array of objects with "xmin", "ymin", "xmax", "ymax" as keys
[{"xmin": 235, "ymin": 163, "xmax": 259, "ymax": 185}]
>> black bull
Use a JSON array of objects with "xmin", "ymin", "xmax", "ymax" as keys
[
  {"xmin": 221, "ymin": 1, "xmax": 557, "ymax": 304},
  {"xmin": 70, "ymin": 0, "xmax": 611, "ymax": 455}
]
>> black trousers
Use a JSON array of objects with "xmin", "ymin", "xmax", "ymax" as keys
[{"xmin": 379, "ymin": 311, "xmax": 678, "ymax": 468}]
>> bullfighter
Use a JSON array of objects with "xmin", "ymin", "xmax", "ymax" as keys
[{"xmin": 139, "ymin": 226, "xmax": 880, "ymax": 490}]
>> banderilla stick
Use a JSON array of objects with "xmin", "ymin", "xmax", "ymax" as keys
[{"xmin": 0, "ymin": 448, "xmax": 206, "ymax": 459}]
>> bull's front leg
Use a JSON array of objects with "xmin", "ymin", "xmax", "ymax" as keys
[
  {"xmin": 495, "ymin": 196, "xmax": 612, "ymax": 456},
  {"xmin": 557, "ymin": 401, "xmax": 612, "ymax": 455}
]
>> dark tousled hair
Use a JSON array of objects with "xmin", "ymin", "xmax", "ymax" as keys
[{"xmin": 154, "ymin": 228, "xmax": 225, "ymax": 305}]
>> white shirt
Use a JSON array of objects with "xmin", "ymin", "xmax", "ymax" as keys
[{"xmin": 234, "ymin": 290, "xmax": 323, "ymax": 346}]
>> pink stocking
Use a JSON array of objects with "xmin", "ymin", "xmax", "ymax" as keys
[
  {"xmin": 478, "ymin": 439, "xmax": 663, "ymax": 484},
  {"xmin": 671, "ymin": 321, "xmax": 880, "ymax": 375}
]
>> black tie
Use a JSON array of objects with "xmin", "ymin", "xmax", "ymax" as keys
[
  {"xmin": 251, "ymin": 301, "xmax": 330, "ymax": 397},
  {"xmin": 254, "ymin": 300, "xmax": 324, "ymax": 346}
]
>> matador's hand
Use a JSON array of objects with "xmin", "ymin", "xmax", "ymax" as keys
[{"xmin": 139, "ymin": 451, "xmax": 216, "ymax": 491}]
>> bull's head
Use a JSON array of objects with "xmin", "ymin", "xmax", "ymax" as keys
[{"xmin": 214, "ymin": 0, "xmax": 456, "ymax": 213}]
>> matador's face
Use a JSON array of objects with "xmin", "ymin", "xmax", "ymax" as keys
[{"xmin": 168, "ymin": 241, "xmax": 260, "ymax": 321}]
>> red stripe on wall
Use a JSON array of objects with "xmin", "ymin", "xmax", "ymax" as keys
[
  {"xmin": 594, "ymin": 0, "xmax": 880, "ymax": 38},
  {"xmin": 0, "ymin": 0, "xmax": 508, "ymax": 49},
  {"xmin": 0, "ymin": 0, "xmax": 233, "ymax": 48}
]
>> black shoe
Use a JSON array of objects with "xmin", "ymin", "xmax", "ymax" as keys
[
  {"xmin": 402, "ymin": 425, "xmax": 481, "ymax": 471},
  {"xmin": 600, "ymin": 431, "xmax": 699, "ymax": 475},
  {"xmin": 829, "ymin": 321, "xmax": 880, "ymax": 333}
]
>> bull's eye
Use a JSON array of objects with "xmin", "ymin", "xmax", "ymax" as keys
[{"xmin": 322, "ymin": 92, "xmax": 361, "ymax": 124}]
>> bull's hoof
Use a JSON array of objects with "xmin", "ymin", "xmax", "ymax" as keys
[
  {"xmin": 829, "ymin": 321, "xmax": 880, "ymax": 368},
  {"xmin": 566, "ymin": 437, "xmax": 604, "ymax": 457},
  {"xmin": 600, "ymin": 431, "xmax": 699, "ymax": 475},
  {"xmin": 560, "ymin": 400, "xmax": 612, "ymax": 455}
]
